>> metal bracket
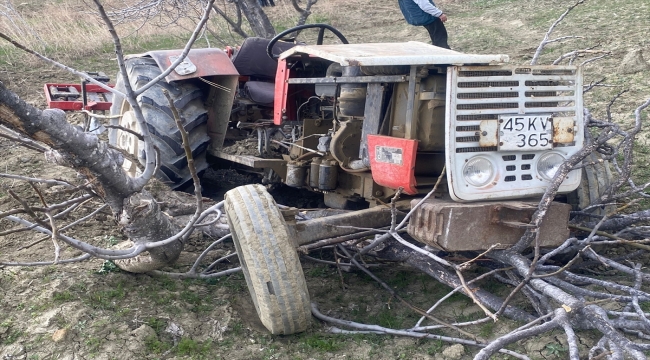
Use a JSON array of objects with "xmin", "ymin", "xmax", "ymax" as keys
[
  {"xmin": 169, "ymin": 56, "xmax": 197, "ymax": 76},
  {"xmin": 489, "ymin": 203, "xmax": 537, "ymax": 229}
]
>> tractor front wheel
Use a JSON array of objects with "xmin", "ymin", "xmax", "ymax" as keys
[
  {"xmin": 224, "ymin": 184, "xmax": 311, "ymax": 335},
  {"xmin": 568, "ymin": 152, "xmax": 616, "ymax": 216}
]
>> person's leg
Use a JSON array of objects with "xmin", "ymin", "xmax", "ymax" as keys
[{"xmin": 422, "ymin": 18, "xmax": 450, "ymax": 49}]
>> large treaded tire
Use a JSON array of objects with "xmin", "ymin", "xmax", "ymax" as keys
[
  {"xmin": 109, "ymin": 57, "xmax": 209, "ymax": 188},
  {"xmin": 224, "ymin": 184, "xmax": 311, "ymax": 335},
  {"xmin": 567, "ymin": 152, "xmax": 616, "ymax": 215}
]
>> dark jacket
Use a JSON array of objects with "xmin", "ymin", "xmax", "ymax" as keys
[{"xmin": 398, "ymin": 0, "xmax": 440, "ymax": 26}]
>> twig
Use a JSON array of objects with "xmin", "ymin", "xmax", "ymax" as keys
[
  {"xmin": 0, "ymin": 173, "xmax": 74, "ymax": 188},
  {"xmin": 312, "ymin": 303, "xmax": 529, "ymax": 359},
  {"xmin": 337, "ymin": 245, "xmax": 479, "ymax": 341},
  {"xmin": 531, "ymin": 0, "xmax": 586, "ymax": 65}
]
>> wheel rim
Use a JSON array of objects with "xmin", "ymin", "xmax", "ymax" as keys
[{"xmin": 116, "ymin": 102, "xmax": 143, "ymax": 178}]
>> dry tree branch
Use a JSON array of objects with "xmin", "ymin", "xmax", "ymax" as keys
[
  {"xmin": 149, "ymin": 234, "xmax": 242, "ymax": 279},
  {"xmin": 291, "ymin": 0, "xmax": 318, "ymax": 27},
  {"xmin": 336, "ymin": 244, "xmax": 479, "ymax": 340},
  {"xmin": 311, "ymin": 304, "xmax": 529, "ymax": 359},
  {"xmin": 0, "ymin": 125, "xmax": 50, "ymax": 152},
  {"xmin": 0, "ymin": 173, "xmax": 74, "ymax": 187},
  {"xmin": 212, "ymin": 3, "xmax": 249, "ymax": 38},
  {"xmin": 530, "ymin": 0, "xmax": 586, "ymax": 65}
]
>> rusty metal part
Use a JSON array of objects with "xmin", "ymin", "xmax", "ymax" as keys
[
  {"xmin": 290, "ymin": 119, "xmax": 333, "ymax": 159},
  {"xmin": 407, "ymin": 198, "xmax": 571, "ymax": 251},
  {"xmin": 309, "ymin": 158, "xmax": 322, "ymax": 188},
  {"xmin": 552, "ymin": 117, "xmax": 576, "ymax": 144},
  {"xmin": 415, "ymin": 75, "xmax": 447, "ymax": 151},
  {"xmin": 318, "ymin": 160, "xmax": 338, "ymax": 191},
  {"xmin": 210, "ymin": 151, "xmax": 287, "ymax": 179},
  {"xmin": 287, "ymin": 75, "xmax": 407, "ymax": 85},
  {"xmin": 338, "ymin": 66, "xmax": 367, "ymax": 117},
  {"xmin": 286, "ymin": 161, "xmax": 307, "ymax": 187},
  {"xmin": 330, "ymin": 120, "xmax": 362, "ymax": 166},
  {"xmin": 359, "ymin": 83, "xmax": 387, "ymax": 165},
  {"xmin": 143, "ymin": 48, "xmax": 239, "ymax": 82},
  {"xmin": 206, "ymin": 76, "xmax": 239, "ymax": 150},
  {"xmin": 290, "ymin": 206, "xmax": 403, "ymax": 246},
  {"xmin": 479, "ymin": 120, "xmax": 499, "ymax": 147}
]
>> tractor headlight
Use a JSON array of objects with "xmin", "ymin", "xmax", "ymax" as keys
[
  {"xmin": 463, "ymin": 156, "xmax": 495, "ymax": 187},
  {"xmin": 537, "ymin": 152, "xmax": 565, "ymax": 181}
]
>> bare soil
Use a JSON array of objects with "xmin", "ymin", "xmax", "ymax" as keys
[{"xmin": 1, "ymin": 0, "xmax": 649, "ymax": 359}]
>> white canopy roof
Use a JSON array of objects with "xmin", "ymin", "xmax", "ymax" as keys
[{"xmin": 279, "ymin": 41, "xmax": 509, "ymax": 66}]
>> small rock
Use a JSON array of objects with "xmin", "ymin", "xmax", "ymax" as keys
[
  {"xmin": 128, "ymin": 324, "xmax": 157, "ymax": 352},
  {"xmin": 618, "ymin": 49, "xmax": 650, "ymax": 74},
  {"xmin": 441, "ymin": 344, "xmax": 465, "ymax": 359},
  {"xmin": 52, "ymin": 328, "xmax": 68, "ymax": 342},
  {"xmin": 131, "ymin": 324, "xmax": 156, "ymax": 341}
]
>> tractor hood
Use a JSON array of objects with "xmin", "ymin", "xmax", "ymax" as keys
[{"xmin": 279, "ymin": 41, "xmax": 509, "ymax": 67}]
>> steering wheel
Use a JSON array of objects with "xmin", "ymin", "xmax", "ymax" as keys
[{"xmin": 266, "ymin": 23, "xmax": 349, "ymax": 60}]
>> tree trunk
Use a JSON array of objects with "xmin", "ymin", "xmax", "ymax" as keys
[
  {"xmin": 236, "ymin": 0, "xmax": 276, "ymax": 38},
  {"xmin": 0, "ymin": 81, "xmax": 184, "ymax": 271}
]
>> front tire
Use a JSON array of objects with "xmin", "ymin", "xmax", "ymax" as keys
[
  {"xmin": 568, "ymin": 152, "xmax": 616, "ymax": 215},
  {"xmin": 224, "ymin": 184, "xmax": 311, "ymax": 335},
  {"xmin": 109, "ymin": 57, "xmax": 209, "ymax": 188}
]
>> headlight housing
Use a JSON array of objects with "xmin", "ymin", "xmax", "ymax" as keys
[
  {"xmin": 537, "ymin": 152, "xmax": 566, "ymax": 181},
  {"xmin": 463, "ymin": 156, "xmax": 495, "ymax": 187}
]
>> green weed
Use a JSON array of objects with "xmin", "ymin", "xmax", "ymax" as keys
[
  {"xmin": 544, "ymin": 342, "xmax": 568, "ymax": 357},
  {"xmin": 85, "ymin": 282, "xmax": 125, "ymax": 310},
  {"xmin": 2, "ymin": 329, "xmax": 24, "ymax": 345},
  {"xmin": 84, "ymin": 336, "xmax": 102, "ymax": 353},
  {"xmin": 146, "ymin": 317, "xmax": 167, "ymax": 335},
  {"xmin": 175, "ymin": 338, "xmax": 211, "ymax": 357},
  {"xmin": 479, "ymin": 321, "xmax": 496, "ymax": 339},
  {"xmin": 52, "ymin": 290, "xmax": 73, "ymax": 302},
  {"xmin": 104, "ymin": 235, "xmax": 119, "ymax": 246},
  {"xmin": 426, "ymin": 339, "xmax": 445, "ymax": 355},
  {"xmin": 144, "ymin": 334, "xmax": 171, "ymax": 354},
  {"xmin": 96, "ymin": 260, "xmax": 120, "ymax": 274},
  {"xmin": 158, "ymin": 276, "xmax": 178, "ymax": 291},
  {"xmin": 301, "ymin": 334, "xmax": 343, "ymax": 352}
]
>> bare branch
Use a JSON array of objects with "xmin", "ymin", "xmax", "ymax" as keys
[{"xmin": 531, "ymin": 0, "xmax": 586, "ymax": 65}]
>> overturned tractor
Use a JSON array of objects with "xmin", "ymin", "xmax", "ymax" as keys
[{"xmin": 109, "ymin": 25, "xmax": 588, "ymax": 334}]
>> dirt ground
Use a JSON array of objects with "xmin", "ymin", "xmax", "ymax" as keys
[{"xmin": 1, "ymin": 0, "xmax": 650, "ymax": 359}]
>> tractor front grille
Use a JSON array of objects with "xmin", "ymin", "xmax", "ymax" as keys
[{"xmin": 446, "ymin": 65, "xmax": 584, "ymax": 201}]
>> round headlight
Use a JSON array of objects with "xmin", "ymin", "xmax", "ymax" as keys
[
  {"xmin": 537, "ymin": 152, "xmax": 565, "ymax": 181},
  {"xmin": 463, "ymin": 156, "xmax": 495, "ymax": 187}
]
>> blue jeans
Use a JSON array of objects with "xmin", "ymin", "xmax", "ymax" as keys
[{"xmin": 423, "ymin": 18, "xmax": 450, "ymax": 49}]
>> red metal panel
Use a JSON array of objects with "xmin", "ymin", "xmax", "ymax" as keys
[
  {"xmin": 274, "ymin": 58, "xmax": 290, "ymax": 125},
  {"xmin": 44, "ymin": 83, "xmax": 113, "ymax": 111},
  {"xmin": 145, "ymin": 48, "xmax": 239, "ymax": 82},
  {"xmin": 367, "ymin": 135, "xmax": 418, "ymax": 194}
]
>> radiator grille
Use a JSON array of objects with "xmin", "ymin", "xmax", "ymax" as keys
[
  {"xmin": 447, "ymin": 65, "xmax": 584, "ymax": 201},
  {"xmin": 453, "ymin": 67, "xmax": 578, "ymax": 154}
]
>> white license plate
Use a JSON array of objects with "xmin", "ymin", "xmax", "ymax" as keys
[{"xmin": 498, "ymin": 115, "xmax": 553, "ymax": 151}]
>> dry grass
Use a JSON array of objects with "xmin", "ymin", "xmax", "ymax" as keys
[
  {"xmin": 0, "ymin": 0, "xmax": 201, "ymax": 62},
  {"xmin": 0, "ymin": 0, "xmax": 346, "ymax": 63}
]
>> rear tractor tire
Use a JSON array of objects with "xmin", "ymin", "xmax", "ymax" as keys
[
  {"xmin": 109, "ymin": 57, "xmax": 209, "ymax": 188},
  {"xmin": 224, "ymin": 184, "xmax": 311, "ymax": 335}
]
